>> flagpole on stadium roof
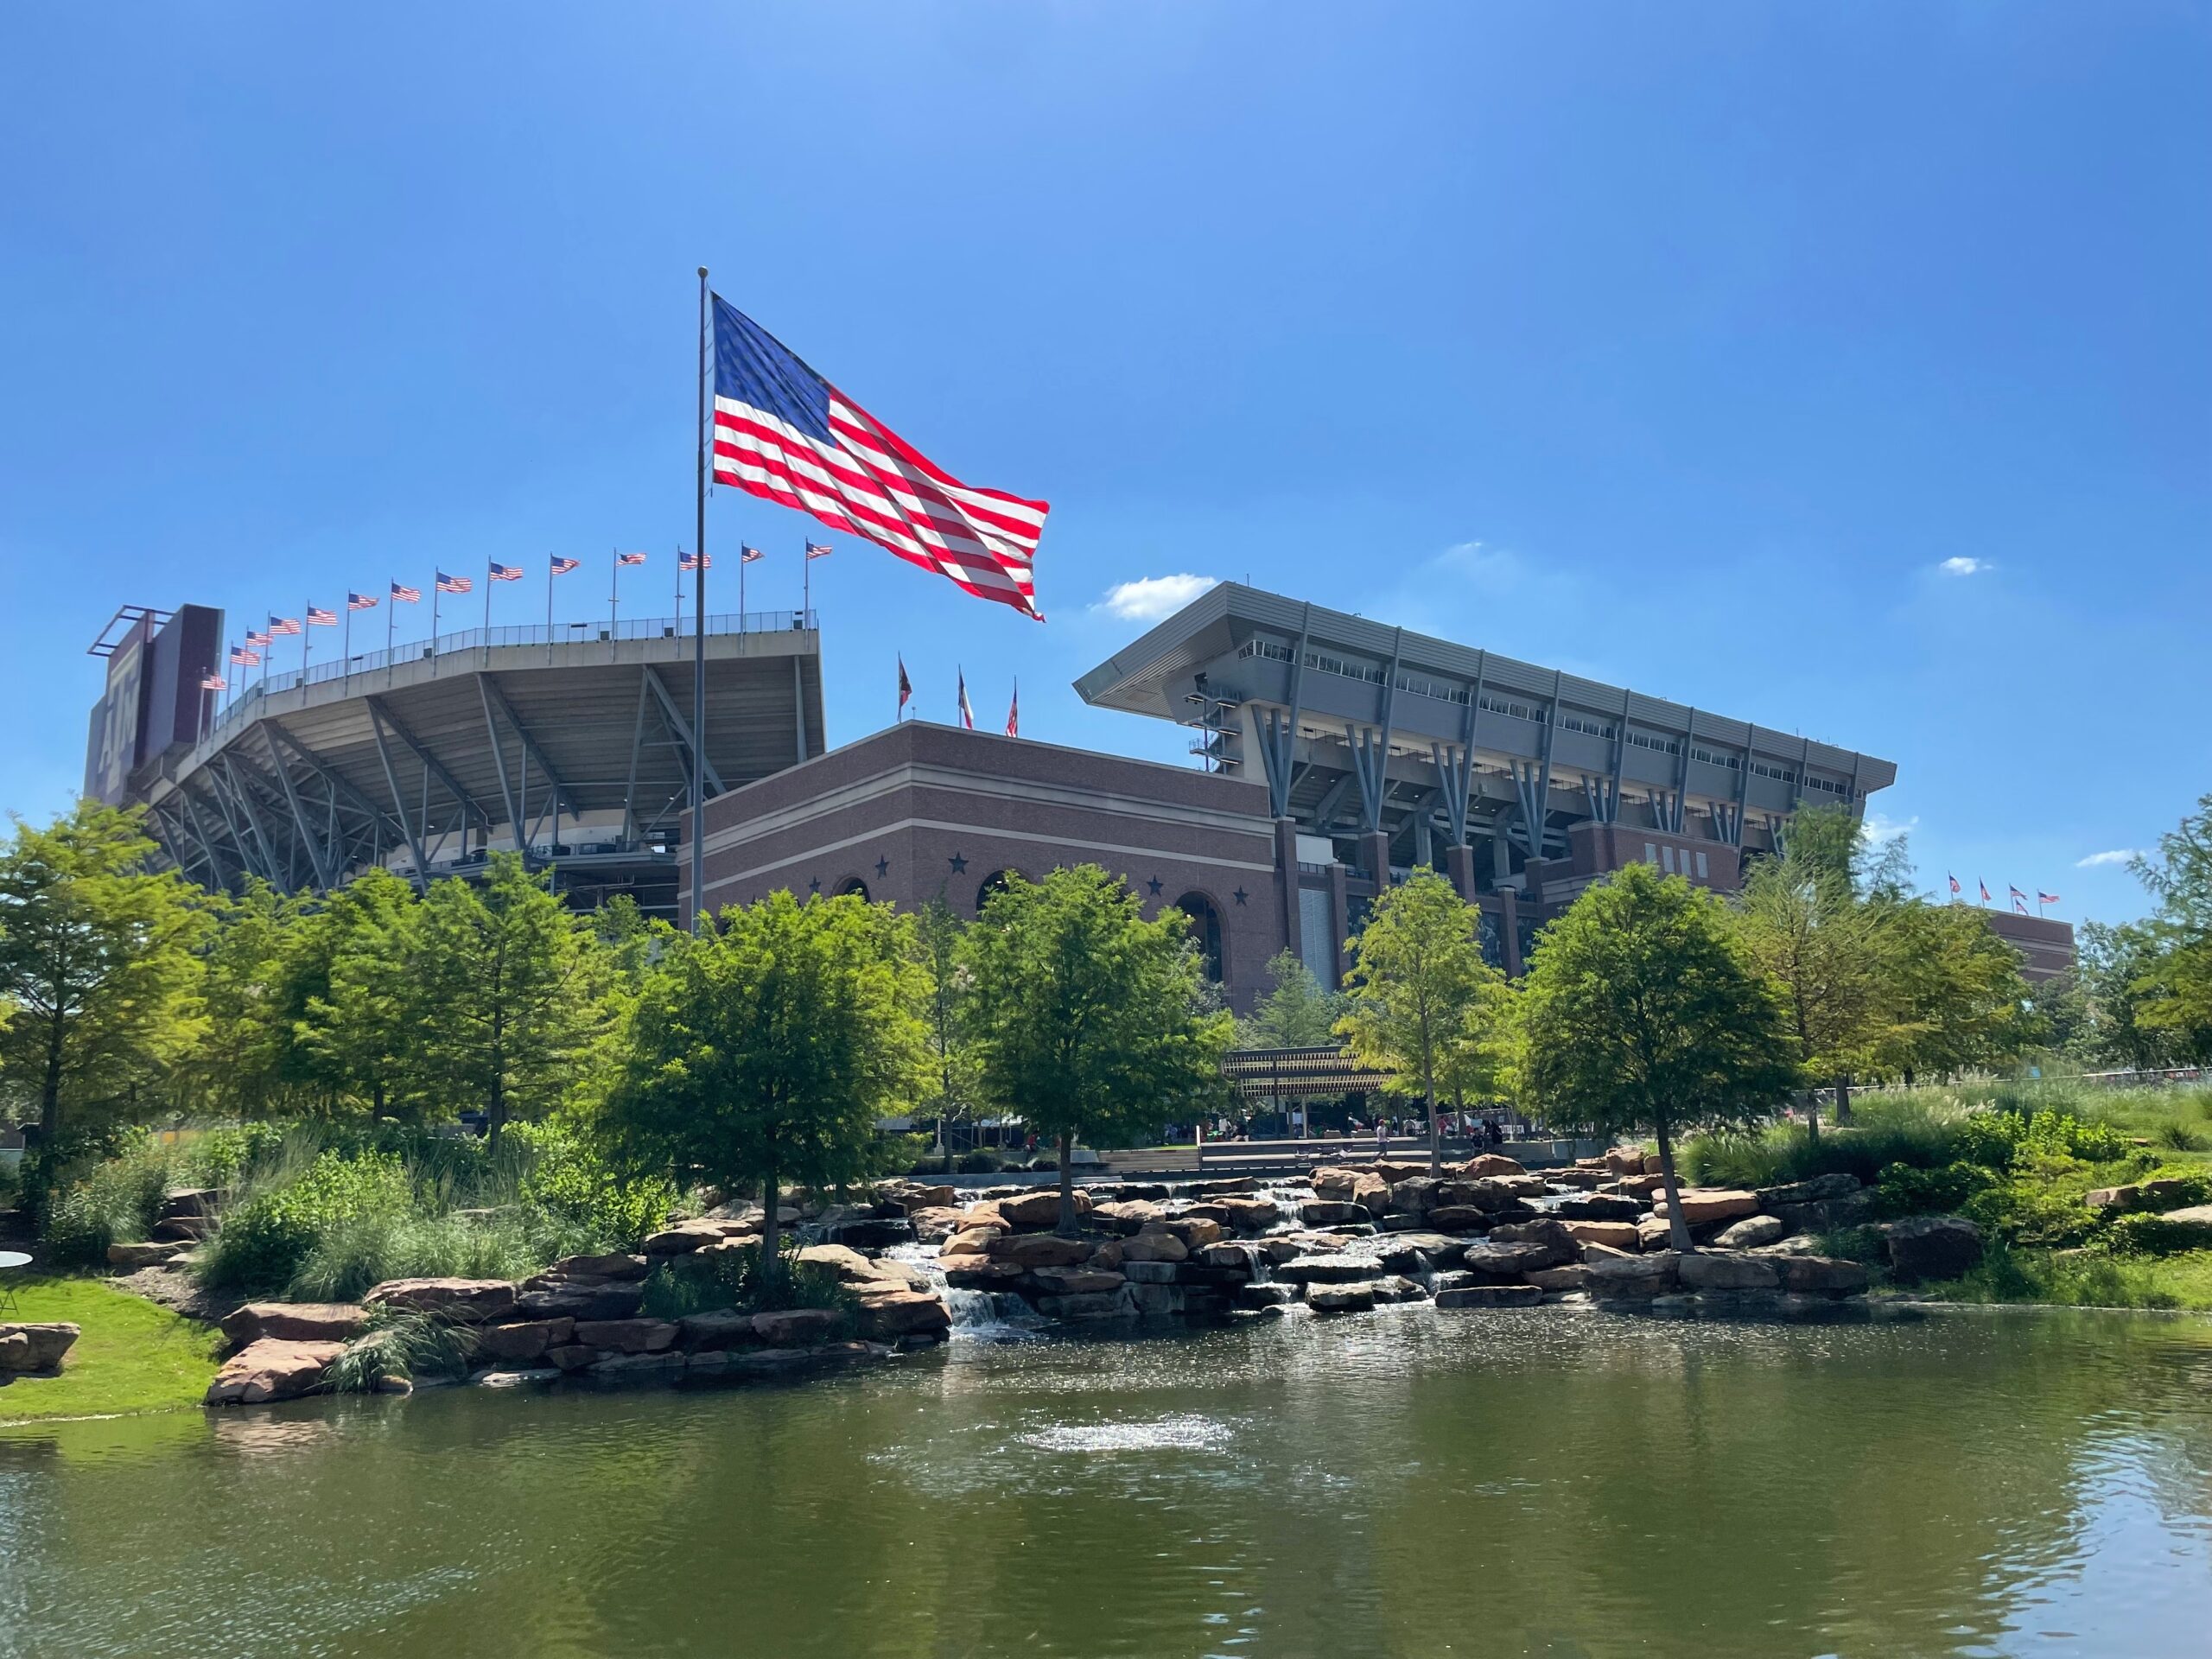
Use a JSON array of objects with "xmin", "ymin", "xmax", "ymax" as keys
[{"xmin": 692, "ymin": 265, "xmax": 710, "ymax": 935}]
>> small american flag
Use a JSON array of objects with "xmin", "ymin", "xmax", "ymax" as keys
[
  {"xmin": 436, "ymin": 571, "xmax": 472, "ymax": 594},
  {"xmin": 550, "ymin": 556, "xmax": 581, "ymax": 575},
  {"xmin": 489, "ymin": 562, "xmax": 523, "ymax": 582},
  {"xmin": 709, "ymin": 296, "xmax": 1046, "ymax": 619},
  {"xmin": 805, "ymin": 540, "xmax": 833, "ymax": 560},
  {"xmin": 680, "ymin": 550, "xmax": 710, "ymax": 572},
  {"xmin": 1006, "ymin": 680, "xmax": 1019, "ymax": 738},
  {"xmin": 2038, "ymin": 890, "xmax": 2061, "ymax": 906},
  {"xmin": 391, "ymin": 582, "xmax": 422, "ymax": 602},
  {"xmin": 230, "ymin": 645, "xmax": 260, "ymax": 666},
  {"xmin": 245, "ymin": 630, "xmax": 272, "ymax": 647},
  {"xmin": 268, "ymin": 614, "xmax": 301, "ymax": 637},
  {"xmin": 616, "ymin": 551, "xmax": 647, "ymax": 566},
  {"xmin": 957, "ymin": 667, "xmax": 975, "ymax": 731},
  {"xmin": 347, "ymin": 591, "xmax": 378, "ymax": 611},
  {"xmin": 200, "ymin": 673, "xmax": 229, "ymax": 691},
  {"xmin": 741, "ymin": 544, "xmax": 764, "ymax": 564},
  {"xmin": 306, "ymin": 606, "xmax": 338, "ymax": 626}
]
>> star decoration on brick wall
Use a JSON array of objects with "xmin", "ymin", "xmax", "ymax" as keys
[
  {"xmin": 808, "ymin": 875, "xmax": 821, "ymax": 893},
  {"xmin": 1232, "ymin": 888, "xmax": 1249, "ymax": 906},
  {"xmin": 948, "ymin": 853, "xmax": 968, "ymax": 874},
  {"xmin": 1146, "ymin": 876, "xmax": 1164, "ymax": 896},
  {"xmin": 874, "ymin": 856, "xmax": 889, "ymax": 878}
]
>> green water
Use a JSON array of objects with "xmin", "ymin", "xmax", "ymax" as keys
[{"xmin": 7, "ymin": 1305, "xmax": 2212, "ymax": 1657}]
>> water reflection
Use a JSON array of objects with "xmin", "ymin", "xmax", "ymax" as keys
[{"xmin": 4, "ymin": 1307, "xmax": 2211, "ymax": 1657}]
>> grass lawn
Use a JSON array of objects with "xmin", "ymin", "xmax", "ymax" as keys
[{"xmin": 0, "ymin": 1274, "xmax": 222, "ymax": 1425}]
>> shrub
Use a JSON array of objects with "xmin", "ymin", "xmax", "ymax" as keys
[
  {"xmin": 41, "ymin": 1139, "xmax": 174, "ymax": 1265},
  {"xmin": 638, "ymin": 1244, "xmax": 856, "ymax": 1321},
  {"xmin": 1960, "ymin": 1174, "xmax": 2104, "ymax": 1249},
  {"xmin": 1935, "ymin": 1240, "xmax": 2181, "ymax": 1310},
  {"xmin": 511, "ymin": 1119, "xmax": 674, "ymax": 1250},
  {"xmin": 194, "ymin": 1150, "xmax": 413, "ymax": 1295},
  {"xmin": 956, "ymin": 1150, "xmax": 1001, "ymax": 1175},
  {"xmin": 2107, "ymin": 1212, "xmax": 2212, "ymax": 1258},
  {"xmin": 323, "ymin": 1309, "xmax": 478, "ymax": 1393},
  {"xmin": 1873, "ymin": 1160, "xmax": 1994, "ymax": 1218},
  {"xmin": 176, "ymin": 1122, "xmax": 289, "ymax": 1192}
]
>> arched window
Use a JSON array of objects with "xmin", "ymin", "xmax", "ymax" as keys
[
  {"xmin": 1175, "ymin": 891, "xmax": 1225, "ymax": 985},
  {"xmin": 835, "ymin": 876, "xmax": 869, "ymax": 900},
  {"xmin": 976, "ymin": 869, "xmax": 1020, "ymax": 914}
]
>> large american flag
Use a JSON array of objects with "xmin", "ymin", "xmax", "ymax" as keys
[{"xmin": 709, "ymin": 296, "xmax": 1047, "ymax": 619}]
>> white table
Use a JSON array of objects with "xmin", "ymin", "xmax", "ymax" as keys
[{"xmin": 0, "ymin": 1249, "xmax": 31, "ymax": 1315}]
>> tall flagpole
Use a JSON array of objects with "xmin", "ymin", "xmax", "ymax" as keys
[
  {"xmin": 692, "ymin": 266, "xmax": 710, "ymax": 933},
  {"xmin": 547, "ymin": 557, "xmax": 555, "ymax": 666},
  {"xmin": 342, "ymin": 604, "xmax": 351, "ymax": 689},
  {"xmin": 609, "ymin": 549, "xmax": 619, "ymax": 659}
]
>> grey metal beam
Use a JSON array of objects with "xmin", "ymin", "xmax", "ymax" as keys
[
  {"xmin": 267, "ymin": 721, "xmax": 405, "ymax": 848},
  {"xmin": 1429, "ymin": 741, "xmax": 1471, "ymax": 845},
  {"xmin": 257, "ymin": 722, "xmax": 336, "ymax": 889},
  {"xmin": 792, "ymin": 654, "xmax": 806, "ymax": 765},
  {"xmin": 365, "ymin": 705, "xmax": 432, "ymax": 886},
  {"xmin": 475, "ymin": 674, "xmax": 526, "ymax": 847},
  {"xmin": 1346, "ymin": 722, "xmax": 1390, "ymax": 835},
  {"xmin": 215, "ymin": 753, "xmax": 287, "ymax": 888},
  {"xmin": 193, "ymin": 776, "xmax": 261, "ymax": 886},
  {"xmin": 643, "ymin": 665, "xmax": 726, "ymax": 795},
  {"xmin": 475, "ymin": 673, "xmax": 576, "ymax": 823},
  {"xmin": 365, "ymin": 696, "xmax": 490, "ymax": 831},
  {"xmin": 621, "ymin": 673, "xmax": 651, "ymax": 844}
]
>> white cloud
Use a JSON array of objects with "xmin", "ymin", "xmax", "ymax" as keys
[
  {"xmin": 1937, "ymin": 556, "xmax": 1993, "ymax": 576},
  {"xmin": 1861, "ymin": 811, "xmax": 1918, "ymax": 846},
  {"xmin": 2075, "ymin": 849, "xmax": 2139, "ymax": 868},
  {"xmin": 1096, "ymin": 574, "xmax": 1217, "ymax": 622}
]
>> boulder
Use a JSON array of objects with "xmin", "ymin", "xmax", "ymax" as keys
[
  {"xmin": 364, "ymin": 1278, "xmax": 516, "ymax": 1324},
  {"xmin": 151, "ymin": 1215, "xmax": 214, "ymax": 1243},
  {"xmin": 1484, "ymin": 1219, "xmax": 1579, "ymax": 1268},
  {"xmin": 205, "ymin": 1338, "xmax": 345, "ymax": 1404},
  {"xmin": 1637, "ymin": 1214, "xmax": 1681, "ymax": 1251},
  {"xmin": 1300, "ymin": 1200, "xmax": 1366, "ymax": 1227},
  {"xmin": 1607, "ymin": 1173, "xmax": 1669, "ymax": 1198},
  {"xmin": 791, "ymin": 1243, "xmax": 882, "ymax": 1283},
  {"xmin": 1457, "ymin": 1154, "xmax": 1525, "ymax": 1178},
  {"xmin": 1551, "ymin": 1193, "xmax": 1646, "ymax": 1223},
  {"xmin": 751, "ymin": 1307, "xmax": 843, "ymax": 1345},
  {"xmin": 1120, "ymin": 1260, "xmax": 1184, "ymax": 1284},
  {"xmin": 1236, "ymin": 1283, "xmax": 1297, "ymax": 1309},
  {"xmin": 1605, "ymin": 1149, "xmax": 1647, "ymax": 1176},
  {"xmin": 822, "ymin": 1217, "xmax": 914, "ymax": 1249},
  {"xmin": 1304, "ymin": 1281, "xmax": 1379, "ymax": 1313},
  {"xmin": 1183, "ymin": 1176, "xmax": 1260, "ymax": 1197},
  {"xmin": 906, "ymin": 1206, "xmax": 967, "ymax": 1243},
  {"xmin": 543, "ymin": 1252, "xmax": 649, "ymax": 1282},
  {"xmin": 995, "ymin": 1188, "xmax": 1091, "ymax": 1230},
  {"xmin": 512, "ymin": 1280, "xmax": 645, "ymax": 1321},
  {"xmin": 642, "ymin": 1223, "xmax": 728, "ymax": 1255},
  {"xmin": 1423, "ymin": 1207, "xmax": 1495, "ymax": 1234},
  {"xmin": 2149, "ymin": 1205, "xmax": 2212, "ymax": 1243},
  {"xmin": 1035, "ymin": 1291, "xmax": 1129, "ymax": 1319},
  {"xmin": 1120, "ymin": 1228, "xmax": 1190, "ymax": 1263},
  {"xmin": 941, "ymin": 1226, "xmax": 1001, "ymax": 1256},
  {"xmin": 1548, "ymin": 1167, "xmax": 1609, "ymax": 1189},
  {"xmin": 1713, "ymin": 1216, "xmax": 1787, "ymax": 1250},
  {"xmin": 1560, "ymin": 1220, "xmax": 1641, "ymax": 1253},
  {"xmin": 160, "ymin": 1187, "xmax": 220, "ymax": 1221},
  {"xmin": 1385, "ymin": 1231, "xmax": 1471, "ymax": 1266},
  {"xmin": 1652, "ymin": 1189, "xmax": 1761, "ymax": 1225},
  {"xmin": 891, "ymin": 1183, "xmax": 957, "ymax": 1211},
  {"xmin": 1370, "ymin": 1275, "xmax": 1428, "ymax": 1304},
  {"xmin": 479, "ymin": 1318, "xmax": 576, "ymax": 1362},
  {"xmin": 854, "ymin": 1287, "xmax": 952, "ymax": 1339},
  {"xmin": 1585, "ymin": 1252, "xmax": 1681, "ymax": 1299},
  {"xmin": 1027, "ymin": 1268, "xmax": 1128, "ymax": 1297},
  {"xmin": 1885, "ymin": 1217, "xmax": 1985, "ymax": 1283},
  {"xmin": 0, "ymin": 1323, "xmax": 79, "ymax": 1373},
  {"xmin": 588, "ymin": 1351, "xmax": 687, "ymax": 1380},
  {"xmin": 1434, "ymin": 1283, "xmax": 1542, "ymax": 1308},
  {"xmin": 1087, "ymin": 1238, "xmax": 1127, "ymax": 1271},
  {"xmin": 544, "ymin": 1343, "xmax": 598, "ymax": 1372},
  {"xmin": 1458, "ymin": 1240, "xmax": 1554, "ymax": 1280},
  {"xmin": 1675, "ymin": 1251, "xmax": 1780, "ymax": 1291},
  {"xmin": 1755, "ymin": 1172, "xmax": 1863, "ymax": 1207},
  {"xmin": 2085, "ymin": 1179, "xmax": 2198, "ymax": 1214},
  {"xmin": 1156, "ymin": 1216, "xmax": 1224, "ymax": 1249},
  {"xmin": 1216, "ymin": 1196, "xmax": 1282, "ymax": 1231},
  {"xmin": 220, "ymin": 1302, "xmax": 369, "ymax": 1346},
  {"xmin": 1387, "ymin": 1178, "xmax": 1441, "ymax": 1217},
  {"xmin": 984, "ymin": 1232, "xmax": 1097, "ymax": 1268},
  {"xmin": 105, "ymin": 1239, "xmax": 191, "ymax": 1268},
  {"xmin": 1275, "ymin": 1253, "xmax": 1389, "ymax": 1285},
  {"xmin": 1772, "ymin": 1255, "xmax": 1871, "ymax": 1296},
  {"xmin": 1523, "ymin": 1265, "xmax": 1592, "ymax": 1293},
  {"xmin": 943, "ymin": 1256, "xmax": 1027, "ymax": 1287},
  {"xmin": 677, "ymin": 1309, "xmax": 761, "ymax": 1351},
  {"xmin": 1643, "ymin": 1154, "xmax": 1665, "ymax": 1175},
  {"xmin": 572, "ymin": 1319, "xmax": 679, "ymax": 1354},
  {"xmin": 1765, "ymin": 1193, "xmax": 1872, "ymax": 1236},
  {"xmin": 1309, "ymin": 1166, "xmax": 1361, "ymax": 1202},
  {"xmin": 1090, "ymin": 1199, "xmax": 1165, "ymax": 1236}
]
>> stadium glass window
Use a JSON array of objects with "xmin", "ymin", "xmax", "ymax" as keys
[
  {"xmin": 1174, "ymin": 892, "xmax": 1226, "ymax": 985},
  {"xmin": 1644, "ymin": 842, "xmax": 1659, "ymax": 865},
  {"xmin": 836, "ymin": 877, "xmax": 869, "ymax": 900},
  {"xmin": 1696, "ymin": 851, "xmax": 1709, "ymax": 880}
]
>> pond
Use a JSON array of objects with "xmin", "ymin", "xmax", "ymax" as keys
[{"xmin": 6, "ymin": 1304, "xmax": 2212, "ymax": 1657}]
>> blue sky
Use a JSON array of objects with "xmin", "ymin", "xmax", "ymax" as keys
[{"xmin": 3, "ymin": 3, "xmax": 2206, "ymax": 924}]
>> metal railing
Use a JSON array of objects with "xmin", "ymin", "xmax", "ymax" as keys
[{"xmin": 200, "ymin": 608, "xmax": 814, "ymax": 745}]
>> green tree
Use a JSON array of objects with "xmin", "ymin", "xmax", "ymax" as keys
[
  {"xmin": 1519, "ymin": 863, "xmax": 1799, "ymax": 1251},
  {"xmin": 2132, "ymin": 794, "xmax": 2212, "ymax": 1051},
  {"xmin": 299, "ymin": 867, "xmax": 428, "ymax": 1119},
  {"xmin": 1236, "ymin": 949, "xmax": 1342, "ymax": 1049},
  {"xmin": 1336, "ymin": 872, "xmax": 1512, "ymax": 1172},
  {"xmin": 1871, "ymin": 901, "xmax": 2039, "ymax": 1084},
  {"xmin": 913, "ymin": 887, "xmax": 980, "ymax": 1168},
  {"xmin": 963, "ymin": 865, "xmax": 1231, "ymax": 1233},
  {"xmin": 599, "ymin": 888, "xmax": 926, "ymax": 1277},
  {"xmin": 0, "ymin": 804, "xmax": 213, "ymax": 1182},
  {"xmin": 395, "ymin": 853, "xmax": 601, "ymax": 1153},
  {"xmin": 2077, "ymin": 919, "xmax": 2196, "ymax": 1070},
  {"xmin": 180, "ymin": 879, "xmax": 302, "ymax": 1119}
]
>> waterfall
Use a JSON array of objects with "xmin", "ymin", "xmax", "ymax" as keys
[{"xmin": 887, "ymin": 1242, "xmax": 1047, "ymax": 1338}]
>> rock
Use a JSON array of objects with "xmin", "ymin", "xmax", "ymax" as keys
[
  {"xmin": 823, "ymin": 1217, "xmax": 915, "ymax": 1249},
  {"xmin": 544, "ymin": 1343, "xmax": 597, "ymax": 1371},
  {"xmin": 751, "ymin": 1307, "xmax": 843, "ymax": 1345},
  {"xmin": 677, "ymin": 1309, "xmax": 760, "ymax": 1351},
  {"xmin": 1637, "ymin": 1214, "xmax": 1680, "ymax": 1251},
  {"xmin": 1523, "ymin": 1265, "xmax": 1592, "ymax": 1293},
  {"xmin": 1585, "ymin": 1252, "xmax": 1681, "ymax": 1299},
  {"xmin": 1552, "ymin": 1193, "xmax": 1645, "ymax": 1223},
  {"xmin": 479, "ymin": 1318, "xmax": 577, "ymax": 1361},
  {"xmin": 1274, "ymin": 1253, "xmax": 1383, "ymax": 1285},
  {"xmin": 2150, "ymin": 1205, "xmax": 2212, "ymax": 1242},
  {"xmin": 105, "ymin": 1239, "xmax": 191, "ymax": 1268},
  {"xmin": 1027, "ymin": 1267, "xmax": 1128, "ymax": 1296},
  {"xmin": 2085, "ymin": 1179, "xmax": 2197, "ymax": 1213},
  {"xmin": 1643, "ymin": 1154, "xmax": 1665, "ymax": 1174},
  {"xmin": 1457, "ymin": 1154, "xmax": 1525, "ymax": 1178},
  {"xmin": 1155, "ymin": 1216, "xmax": 1224, "ymax": 1249},
  {"xmin": 221, "ymin": 1302, "xmax": 370, "ymax": 1346},
  {"xmin": 1370, "ymin": 1275, "xmax": 1429, "ymax": 1304},
  {"xmin": 1755, "ymin": 1172, "xmax": 1863, "ymax": 1207},
  {"xmin": 995, "ymin": 1188, "xmax": 1091, "ymax": 1230},
  {"xmin": 588, "ymin": 1351, "xmax": 687, "ymax": 1380},
  {"xmin": 1606, "ymin": 1173, "xmax": 1669, "ymax": 1198},
  {"xmin": 1484, "ymin": 1219, "xmax": 1579, "ymax": 1268},
  {"xmin": 1120, "ymin": 1227, "xmax": 1191, "ymax": 1263},
  {"xmin": 470, "ymin": 1366, "xmax": 559, "ymax": 1389},
  {"xmin": 1675, "ymin": 1251, "xmax": 1780, "ymax": 1291},
  {"xmin": 906, "ymin": 1206, "xmax": 967, "ymax": 1243},
  {"xmin": 1766, "ymin": 1193, "xmax": 1872, "ymax": 1235},
  {"xmin": 1422, "ymin": 1206, "xmax": 1496, "ymax": 1234},
  {"xmin": 986, "ymin": 1231, "xmax": 1098, "ymax": 1268},
  {"xmin": 205, "ymin": 1338, "xmax": 345, "ymax": 1404},
  {"xmin": 364, "ymin": 1277, "xmax": 517, "ymax": 1324},
  {"xmin": 1653, "ymin": 1189, "xmax": 1761, "ymax": 1224},
  {"xmin": 1713, "ymin": 1215, "xmax": 1787, "ymax": 1250},
  {"xmin": 1216, "ymin": 1197, "xmax": 1282, "ymax": 1231},
  {"xmin": 855, "ymin": 1287, "xmax": 952, "ymax": 1339},
  {"xmin": 1087, "ymin": 1238, "xmax": 1127, "ymax": 1271},
  {"xmin": 1885, "ymin": 1216, "xmax": 1985, "ymax": 1282},
  {"xmin": 1560, "ymin": 1220, "xmax": 1641, "ymax": 1252},
  {"xmin": 642, "ymin": 1221, "xmax": 739, "ymax": 1255},
  {"xmin": 1387, "ymin": 1178, "xmax": 1441, "ymax": 1217},
  {"xmin": 1197, "ymin": 1243, "xmax": 1262, "ymax": 1274},
  {"xmin": 1300, "ymin": 1200, "xmax": 1364, "ymax": 1227},
  {"xmin": 1547, "ymin": 1167, "xmax": 1609, "ymax": 1189},
  {"xmin": 1236, "ymin": 1283, "xmax": 1296, "ymax": 1309},
  {"xmin": 1435, "ymin": 1283, "xmax": 1542, "ymax": 1308},
  {"xmin": 1120, "ymin": 1260, "xmax": 1184, "ymax": 1284},
  {"xmin": 943, "ymin": 1256, "xmax": 1027, "ymax": 1287},
  {"xmin": 941, "ymin": 1226, "xmax": 1001, "ymax": 1256},
  {"xmin": 573, "ymin": 1318, "xmax": 679, "ymax": 1354},
  {"xmin": 1183, "ymin": 1176, "xmax": 1260, "ymax": 1197},
  {"xmin": 512, "ymin": 1281, "xmax": 645, "ymax": 1321},
  {"xmin": 544, "ymin": 1252, "xmax": 649, "ymax": 1282},
  {"xmin": 1383, "ymin": 1231, "xmax": 1470, "ymax": 1265},
  {"xmin": 151, "ymin": 1216, "xmax": 214, "ymax": 1243},
  {"xmin": 1771, "ymin": 1255, "xmax": 1871, "ymax": 1295},
  {"xmin": 160, "ymin": 1187, "xmax": 220, "ymax": 1221},
  {"xmin": 0, "ymin": 1323, "xmax": 79, "ymax": 1373},
  {"xmin": 1036, "ymin": 1291, "xmax": 1129, "ymax": 1319},
  {"xmin": 1090, "ymin": 1199, "xmax": 1165, "ymax": 1235},
  {"xmin": 1305, "ymin": 1281, "xmax": 1379, "ymax": 1313},
  {"xmin": 892, "ymin": 1183, "xmax": 957, "ymax": 1211},
  {"xmin": 1458, "ymin": 1240, "xmax": 1553, "ymax": 1280},
  {"xmin": 791, "ymin": 1243, "xmax": 881, "ymax": 1283}
]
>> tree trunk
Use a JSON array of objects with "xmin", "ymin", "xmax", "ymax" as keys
[
  {"xmin": 1654, "ymin": 1120, "xmax": 1695, "ymax": 1254},
  {"xmin": 1055, "ymin": 1130, "xmax": 1077, "ymax": 1237},
  {"xmin": 1834, "ymin": 1071, "xmax": 1853, "ymax": 1125},
  {"xmin": 1805, "ymin": 1088, "xmax": 1820, "ymax": 1144},
  {"xmin": 1424, "ymin": 1080, "xmax": 1441, "ymax": 1174},
  {"xmin": 757, "ymin": 1160, "xmax": 781, "ymax": 1305}
]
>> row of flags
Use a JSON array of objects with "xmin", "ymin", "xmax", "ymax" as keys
[
  {"xmin": 897, "ymin": 654, "xmax": 1018, "ymax": 737},
  {"xmin": 1949, "ymin": 874, "xmax": 2061, "ymax": 916}
]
